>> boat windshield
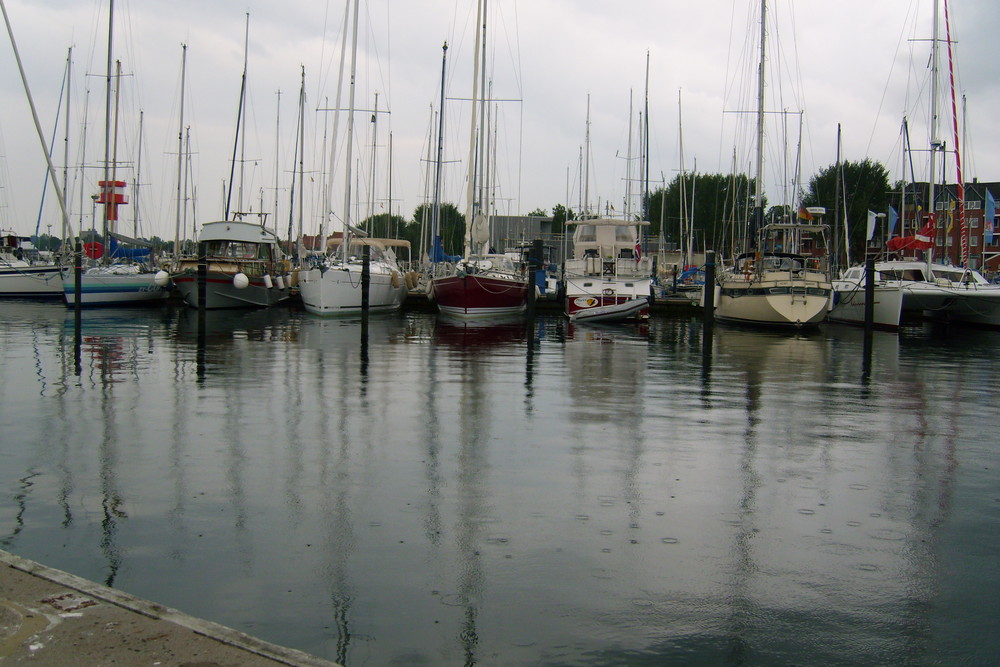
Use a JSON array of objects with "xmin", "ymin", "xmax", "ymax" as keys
[
  {"xmin": 575, "ymin": 225, "xmax": 597, "ymax": 243},
  {"xmin": 206, "ymin": 241, "xmax": 269, "ymax": 260}
]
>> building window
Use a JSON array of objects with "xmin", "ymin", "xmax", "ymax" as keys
[
  {"xmin": 971, "ymin": 218, "xmax": 980, "ymax": 228},
  {"xmin": 946, "ymin": 236, "xmax": 954, "ymax": 246},
  {"xmin": 971, "ymin": 236, "xmax": 979, "ymax": 247},
  {"xmin": 966, "ymin": 200, "xmax": 982, "ymax": 210}
]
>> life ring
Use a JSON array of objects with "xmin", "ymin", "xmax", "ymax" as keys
[{"xmin": 391, "ymin": 270, "xmax": 401, "ymax": 288}]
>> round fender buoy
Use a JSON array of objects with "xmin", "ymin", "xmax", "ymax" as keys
[{"xmin": 233, "ymin": 272, "xmax": 250, "ymax": 289}]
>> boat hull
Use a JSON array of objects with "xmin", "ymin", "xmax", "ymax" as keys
[
  {"xmin": 564, "ymin": 274, "xmax": 651, "ymax": 323},
  {"xmin": 0, "ymin": 265, "xmax": 64, "ymax": 298},
  {"xmin": 173, "ymin": 272, "xmax": 290, "ymax": 309},
  {"xmin": 715, "ymin": 270, "xmax": 831, "ymax": 327},
  {"xmin": 828, "ymin": 281, "xmax": 904, "ymax": 329},
  {"xmin": 62, "ymin": 270, "xmax": 169, "ymax": 306},
  {"xmin": 297, "ymin": 265, "xmax": 406, "ymax": 316},
  {"xmin": 430, "ymin": 273, "xmax": 529, "ymax": 319}
]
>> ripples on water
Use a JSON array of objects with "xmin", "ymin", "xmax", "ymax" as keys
[{"xmin": 1, "ymin": 300, "xmax": 998, "ymax": 665}]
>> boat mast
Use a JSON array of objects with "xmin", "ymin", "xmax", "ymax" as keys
[
  {"xmin": 101, "ymin": 0, "xmax": 114, "ymax": 252},
  {"xmin": 225, "ymin": 13, "xmax": 249, "ymax": 220},
  {"xmin": 431, "ymin": 42, "xmax": 447, "ymax": 261},
  {"xmin": 751, "ymin": 0, "xmax": 766, "ymax": 250},
  {"xmin": 462, "ymin": 0, "xmax": 484, "ymax": 258},
  {"xmin": 943, "ymin": 0, "xmax": 966, "ymax": 265},
  {"xmin": 926, "ymin": 0, "xmax": 940, "ymax": 266},
  {"xmin": 341, "ymin": 0, "xmax": 360, "ymax": 262},
  {"xmin": 0, "ymin": 0, "xmax": 74, "ymax": 238},
  {"xmin": 583, "ymin": 94, "xmax": 591, "ymax": 217},
  {"xmin": 174, "ymin": 44, "xmax": 186, "ymax": 257},
  {"xmin": 297, "ymin": 68, "xmax": 305, "ymax": 244}
]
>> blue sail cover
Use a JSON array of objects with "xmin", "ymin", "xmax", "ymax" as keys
[
  {"xmin": 429, "ymin": 236, "xmax": 461, "ymax": 263},
  {"xmin": 108, "ymin": 235, "xmax": 151, "ymax": 260}
]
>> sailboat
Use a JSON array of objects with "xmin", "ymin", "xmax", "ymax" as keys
[
  {"xmin": 427, "ymin": 0, "xmax": 529, "ymax": 320},
  {"xmin": 833, "ymin": 0, "xmax": 1000, "ymax": 329},
  {"xmin": 0, "ymin": 232, "xmax": 63, "ymax": 297},
  {"xmin": 62, "ymin": 1, "xmax": 168, "ymax": 307},
  {"xmin": 296, "ymin": 0, "xmax": 408, "ymax": 316},
  {"xmin": 712, "ymin": 0, "xmax": 831, "ymax": 328}
]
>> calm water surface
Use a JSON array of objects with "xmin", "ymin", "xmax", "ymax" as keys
[{"xmin": 1, "ymin": 300, "xmax": 997, "ymax": 665}]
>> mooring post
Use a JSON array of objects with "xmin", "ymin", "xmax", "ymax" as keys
[
  {"xmin": 703, "ymin": 250, "xmax": 716, "ymax": 329},
  {"xmin": 197, "ymin": 241, "xmax": 207, "ymax": 314},
  {"xmin": 527, "ymin": 239, "xmax": 542, "ymax": 318},
  {"xmin": 863, "ymin": 256, "xmax": 875, "ymax": 334},
  {"xmin": 361, "ymin": 244, "xmax": 371, "ymax": 313}
]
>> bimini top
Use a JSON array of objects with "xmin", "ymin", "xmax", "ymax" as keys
[{"xmin": 198, "ymin": 220, "xmax": 280, "ymax": 245}]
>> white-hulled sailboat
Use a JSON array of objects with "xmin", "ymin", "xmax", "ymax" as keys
[
  {"xmin": 296, "ymin": 0, "xmax": 408, "ymax": 316},
  {"xmin": 713, "ymin": 0, "xmax": 831, "ymax": 328},
  {"xmin": 61, "ymin": 3, "xmax": 167, "ymax": 307}
]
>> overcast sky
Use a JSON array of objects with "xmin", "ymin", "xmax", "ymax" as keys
[{"xmin": 1, "ymin": 0, "xmax": 998, "ymax": 242}]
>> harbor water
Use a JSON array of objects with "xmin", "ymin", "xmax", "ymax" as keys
[{"xmin": 1, "ymin": 300, "xmax": 997, "ymax": 665}]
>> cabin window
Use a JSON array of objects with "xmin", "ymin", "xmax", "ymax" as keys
[
  {"xmin": 576, "ymin": 225, "xmax": 596, "ymax": 242},
  {"xmin": 615, "ymin": 226, "xmax": 633, "ymax": 242}
]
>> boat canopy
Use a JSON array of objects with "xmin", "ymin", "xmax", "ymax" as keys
[{"xmin": 198, "ymin": 220, "xmax": 280, "ymax": 245}]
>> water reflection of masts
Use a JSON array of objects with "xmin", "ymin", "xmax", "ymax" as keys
[
  {"xmin": 315, "ymin": 327, "xmax": 358, "ymax": 665},
  {"xmin": 423, "ymin": 327, "xmax": 443, "ymax": 547},
  {"xmin": 455, "ymin": 341, "xmax": 489, "ymax": 665},
  {"xmin": 726, "ymin": 361, "xmax": 762, "ymax": 660},
  {"xmin": 99, "ymin": 379, "xmax": 125, "ymax": 587}
]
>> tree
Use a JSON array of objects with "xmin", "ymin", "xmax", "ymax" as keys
[
  {"xmin": 359, "ymin": 213, "xmax": 408, "ymax": 239},
  {"xmin": 647, "ymin": 172, "xmax": 757, "ymax": 256},
  {"xmin": 526, "ymin": 207, "xmax": 547, "ymax": 217},
  {"xmin": 411, "ymin": 202, "xmax": 465, "ymax": 256},
  {"xmin": 801, "ymin": 158, "xmax": 891, "ymax": 262},
  {"xmin": 550, "ymin": 203, "xmax": 576, "ymax": 234}
]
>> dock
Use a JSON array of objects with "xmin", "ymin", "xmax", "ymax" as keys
[{"xmin": 0, "ymin": 549, "xmax": 338, "ymax": 666}]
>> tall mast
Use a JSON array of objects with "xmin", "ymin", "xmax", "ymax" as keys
[
  {"xmin": 754, "ymin": 0, "xmax": 766, "ymax": 215},
  {"xmin": 63, "ymin": 47, "xmax": 71, "ymax": 240},
  {"xmin": 174, "ymin": 43, "xmax": 186, "ymax": 256},
  {"xmin": 340, "ymin": 0, "xmax": 360, "ymax": 261},
  {"xmin": 583, "ymin": 94, "xmax": 591, "ymax": 216},
  {"xmin": 225, "ymin": 13, "xmax": 249, "ymax": 220},
  {"xmin": 943, "ymin": 0, "xmax": 966, "ymax": 265},
  {"xmin": 463, "ymin": 0, "xmax": 484, "ymax": 258},
  {"xmin": 102, "ymin": 0, "xmax": 114, "ymax": 249},
  {"xmin": 431, "ymin": 42, "xmax": 447, "ymax": 260},
  {"xmin": 927, "ymin": 0, "xmax": 940, "ymax": 260}
]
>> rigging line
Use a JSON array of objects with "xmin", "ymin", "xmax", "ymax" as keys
[{"xmin": 863, "ymin": 0, "xmax": 922, "ymax": 161}]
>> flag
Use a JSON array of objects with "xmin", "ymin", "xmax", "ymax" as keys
[
  {"xmin": 634, "ymin": 232, "xmax": 642, "ymax": 263},
  {"xmin": 797, "ymin": 205, "xmax": 813, "ymax": 221},
  {"xmin": 888, "ymin": 205, "xmax": 899, "ymax": 236},
  {"xmin": 887, "ymin": 214, "xmax": 936, "ymax": 252},
  {"xmin": 945, "ymin": 200, "xmax": 955, "ymax": 234},
  {"xmin": 866, "ymin": 210, "xmax": 877, "ymax": 240},
  {"xmin": 987, "ymin": 190, "xmax": 996, "ymax": 245}
]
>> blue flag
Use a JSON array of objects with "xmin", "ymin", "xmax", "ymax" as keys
[
  {"xmin": 888, "ymin": 205, "xmax": 899, "ymax": 236},
  {"xmin": 986, "ymin": 190, "xmax": 995, "ymax": 245}
]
